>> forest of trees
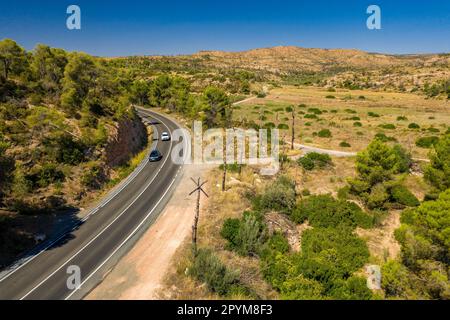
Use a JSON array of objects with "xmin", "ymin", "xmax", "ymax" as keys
[{"xmin": 0, "ymin": 39, "xmax": 233, "ymax": 215}]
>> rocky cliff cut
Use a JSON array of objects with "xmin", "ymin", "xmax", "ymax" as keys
[{"xmin": 105, "ymin": 116, "xmax": 148, "ymax": 167}]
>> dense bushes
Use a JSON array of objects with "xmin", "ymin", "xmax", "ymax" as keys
[
  {"xmin": 261, "ymin": 227, "xmax": 372, "ymax": 299},
  {"xmin": 189, "ymin": 248, "xmax": 242, "ymax": 296},
  {"xmin": 390, "ymin": 185, "xmax": 420, "ymax": 207},
  {"xmin": 297, "ymin": 152, "xmax": 332, "ymax": 171},
  {"xmin": 221, "ymin": 211, "xmax": 267, "ymax": 256},
  {"xmin": 317, "ymin": 129, "xmax": 332, "ymax": 138},
  {"xmin": 256, "ymin": 176, "xmax": 296, "ymax": 213},
  {"xmin": 298, "ymin": 228, "xmax": 370, "ymax": 282},
  {"xmin": 375, "ymin": 132, "xmax": 397, "ymax": 142},
  {"xmin": 424, "ymin": 134, "xmax": 450, "ymax": 192},
  {"xmin": 27, "ymin": 163, "xmax": 65, "ymax": 189},
  {"xmin": 81, "ymin": 161, "xmax": 105, "ymax": 189},
  {"xmin": 378, "ymin": 123, "xmax": 396, "ymax": 130},
  {"xmin": 383, "ymin": 189, "xmax": 450, "ymax": 299},
  {"xmin": 0, "ymin": 135, "xmax": 14, "ymax": 201},
  {"xmin": 291, "ymin": 194, "xmax": 373, "ymax": 228},
  {"xmin": 408, "ymin": 123, "xmax": 420, "ymax": 129},
  {"xmin": 220, "ymin": 171, "xmax": 375, "ymax": 300},
  {"xmin": 416, "ymin": 136, "xmax": 439, "ymax": 148},
  {"xmin": 348, "ymin": 139, "xmax": 415, "ymax": 209}
]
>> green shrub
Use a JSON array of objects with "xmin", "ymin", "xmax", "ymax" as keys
[
  {"xmin": 264, "ymin": 122, "xmax": 276, "ymax": 129},
  {"xmin": 301, "ymin": 189, "xmax": 311, "ymax": 196},
  {"xmin": 304, "ymin": 114, "xmax": 318, "ymax": 119},
  {"xmin": 415, "ymin": 136, "xmax": 439, "ymax": 148},
  {"xmin": 279, "ymin": 275, "xmax": 324, "ymax": 300},
  {"xmin": 390, "ymin": 185, "xmax": 420, "ymax": 207},
  {"xmin": 353, "ymin": 121, "xmax": 363, "ymax": 127},
  {"xmin": 397, "ymin": 116, "xmax": 408, "ymax": 121},
  {"xmin": 329, "ymin": 276, "xmax": 373, "ymax": 300},
  {"xmin": 221, "ymin": 218, "xmax": 241, "ymax": 247},
  {"xmin": 297, "ymin": 152, "xmax": 332, "ymax": 171},
  {"xmin": 339, "ymin": 141, "xmax": 351, "ymax": 148},
  {"xmin": 345, "ymin": 109, "xmax": 357, "ymax": 114},
  {"xmin": 392, "ymin": 145, "xmax": 412, "ymax": 173},
  {"xmin": 259, "ymin": 176, "xmax": 296, "ymax": 213},
  {"xmin": 427, "ymin": 127, "xmax": 440, "ymax": 133},
  {"xmin": 367, "ymin": 183, "xmax": 389, "ymax": 209},
  {"xmin": 368, "ymin": 112, "xmax": 380, "ymax": 117},
  {"xmin": 317, "ymin": 129, "xmax": 332, "ymax": 138},
  {"xmin": 297, "ymin": 227, "xmax": 370, "ymax": 282},
  {"xmin": 48, "ymin": 135, "xmax": 85, "ymax": 165},
  {"xmin": 81, "ymin": 161, "xmax": 104, "ymax": 189},
  {"xmin": 189, "ymin": 248, "xmax": 240, "ymax": 296},
  {"xmin": 326, "ymin": 95, "xmax": 336, "ymax": 99},
  {"xmin": 379, "ymin": 123, "xmax": 396, "ymax": 130},
  {"xmin": 218, "ymin": 163, "xmax": 245, "ymax": 173},
  {"xmin": 424, "ymin": 134, "xmax": 450, "ymax": 191},
  {"xmin": 375, "ymin": 132, "xmax": 397, "ymax": 142},
  {"xmin": 292, "ymin": 194, "xmax": 373, "ymax": 229},
  {"xmin": 408, "ymin": 123, "xmax": 420, "ymax": 129},
  {"xmin": 30, "ymin": 163, "xmax": 65, "ymax": 188},
  {"xmin": 307, "ymin": 108, "xmax": 322, "ymax": 115},
  {"xmin": 264, "ymin": 232, "xmax": 290, "ymax": 255},
  {"xmin": 392, "ymin": 189, "xmax": 450, "ymax": 299},
  {"xmin": 277, "ymin": 123, "xmax": 289, "ymax": 130},
  {"xmin": 298, "ymin": 156, "xmax": 314, "ymax": 170}
]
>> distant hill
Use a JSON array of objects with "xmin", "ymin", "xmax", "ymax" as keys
[{"xmin": 192, "ymin": 46, "xmax": 450, "ymax": 74}]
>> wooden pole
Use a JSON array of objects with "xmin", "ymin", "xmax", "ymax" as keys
[{"xmin": 189, "ymin": 178, "xmax": 208, "ymax": 256}]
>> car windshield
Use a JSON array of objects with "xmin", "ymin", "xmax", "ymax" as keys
[{"xmin": 150, "ymin": 150, "xmax": 159, "ymax": 156}]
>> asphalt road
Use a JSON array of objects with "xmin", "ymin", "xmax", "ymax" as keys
[{"xmin": 0, "ymin": 109, "xmax": 185, "ymax": 300}]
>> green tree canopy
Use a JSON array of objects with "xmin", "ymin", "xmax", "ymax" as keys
[
  {"xmin": 0, "ymin": 39, "xmax": 27, "ymax": 81},
  {"xmin": 425, "ymin": 134, "xmax": 450, "ymax": 192}
]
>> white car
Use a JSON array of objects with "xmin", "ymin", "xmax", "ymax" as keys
[{"xmin": 161, "ymin": 132, "xmax": 171, "ymax": 141}]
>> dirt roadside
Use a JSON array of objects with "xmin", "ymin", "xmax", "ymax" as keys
[{"xmin": 85, "ymin": 163, "xmax": 212, "ymax": 300}]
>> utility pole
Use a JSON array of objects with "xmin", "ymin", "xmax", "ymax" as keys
[
  {"xmin": 189, "ymin": 177, "xmax": 208, "ymax": 256},
  {"xmin": 291, "ymin": 106, "xmax": 296, "ymax": 150}
]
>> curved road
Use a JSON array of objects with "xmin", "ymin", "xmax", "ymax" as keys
[{"xmin": 0, "ymin": 109, "xmax": 186, "ymax": 300}]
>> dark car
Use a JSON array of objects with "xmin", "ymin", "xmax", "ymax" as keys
[{"xmin": 149, "ymin": 149, "xmax": 163, "ymax": 162}]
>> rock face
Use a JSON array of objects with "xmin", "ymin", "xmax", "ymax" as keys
[{"xmin": 105, "ymin": 116, "xmax": 147, "ymax": 167}]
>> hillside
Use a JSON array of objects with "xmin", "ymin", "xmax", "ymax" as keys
[
  {"xmin": 110, "ymin": 46, "xmax": 449, "ymax": 98},
  {"xmin": 0, "ymin": 39, "xmax": 148, "ymax": 266}
]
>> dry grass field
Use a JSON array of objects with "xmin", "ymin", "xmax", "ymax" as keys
[{"xmin": 234, "ymin": 86, "xmax": 450, "ymax": 158}]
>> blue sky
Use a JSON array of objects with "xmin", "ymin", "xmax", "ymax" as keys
[{"xmin": 0, "ymin": 0, "xmax": 449, "ymax": 56}]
